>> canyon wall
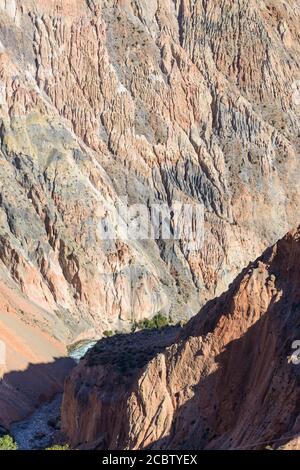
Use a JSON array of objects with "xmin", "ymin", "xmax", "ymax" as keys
[{"xmin": 0, "ymin": 0, "xmax": 300, "ymax": 423}]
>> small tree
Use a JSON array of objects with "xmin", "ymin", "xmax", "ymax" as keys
[{"xmin": 0, "ymin": 435, "xmax": 17, "ymax": 450}]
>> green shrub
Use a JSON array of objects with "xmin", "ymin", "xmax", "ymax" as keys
[
  {"xmin": 134, "ymin": 313, "xmax": 170, "ymax": 331},
  {"xmin": 0, "ymin": 435, "xmax": 17, "ymax": 450},
  {"xmin": 46, "ymin": 444, "xmax": 70, "ymax": 451},
  {"xmin": 103, "ymin": 330, "xmax": 114, "ymax": 337}
]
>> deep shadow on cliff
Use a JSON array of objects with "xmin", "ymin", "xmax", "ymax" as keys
[
  {"xmin": 148, "ymin": 230, "xmax": 300, "ymax": 450},
  {"xmin": 151, "ymin": 307, "xmax": 300, "ymax": 450},
  {"xmin": 62, "ymin": 228, "xmax": 300, "ymax": 450},
  {"xmin": 86, "ymin": 326, "xmax": 182, "ymax": 377},
  {"xmin": 0, "ymin": 357, "xmax": 75, "ymax": 429}
]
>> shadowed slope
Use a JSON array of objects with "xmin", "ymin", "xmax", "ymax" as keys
[
  {"xmin": 0, "ymin": 358, "xmax": 75, "ymax": 428},
  {"xmin": 62, "ymin": 227, "xmax": 300, "ymax": 450}
]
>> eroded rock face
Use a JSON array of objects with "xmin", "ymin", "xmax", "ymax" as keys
[
  {"xmin": 62, "ymin": 227, "xmax": 300, "ymax": 450},
  {"xmin": 0, "ymin": 0, "xmax": 300, "ymax": 422},
  {"xmin": 0, "ymin": 265, "xmax": 75, "ymax": 427}
]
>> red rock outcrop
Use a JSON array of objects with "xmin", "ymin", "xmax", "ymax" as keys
[{"xmin": 62, "ymin": 227, "xmax": 300, "ymax": 450}]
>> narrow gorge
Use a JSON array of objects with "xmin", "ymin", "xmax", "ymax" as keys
[{"xmin": 0, "ymin": 0, "xmax": 299, "ymax": 452}]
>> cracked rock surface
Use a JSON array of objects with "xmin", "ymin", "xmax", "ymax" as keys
[{"xmin": 0, "ymin": 0, "xmax": 299, "ymax": 424}]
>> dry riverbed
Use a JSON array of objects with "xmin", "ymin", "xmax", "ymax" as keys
[
  {"xmin": 10, "ymin": 340, "xmax": 97, "ymax": 450},
  {"xmin": 11, "ymin": 394, "xmax": 62, "ymax": 450}
]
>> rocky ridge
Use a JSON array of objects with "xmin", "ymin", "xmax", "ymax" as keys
[{"xmin": 62, "ymin": 227, "xmax": 300, "ymax": 450}]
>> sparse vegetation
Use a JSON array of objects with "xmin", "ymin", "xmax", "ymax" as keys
[
  {"xmin": 87, "ymin": 317, "xmax": 179, "ymax": 379},
  {"xmin": 0, "ymin": 435, "xmax": 18, "ymax": 450},
  {"xmin": 46, "ymin": 444, "xmax": 70, "ymax": 451},
  {"xmin": 103, "ymin": 330, "xmax": 114, "ymax": 337},
  {"xmin": 131, "ymin": 313, "xmax": 170, "ymax": 332}
]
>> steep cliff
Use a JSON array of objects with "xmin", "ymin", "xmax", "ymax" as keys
[
  {"xmin": 62, "ymin": 227, "xmax": 300, "ymax": 450},
  {"xmin": 0, "ymin": 0, "xmax": 300, "ymax": 427}
]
